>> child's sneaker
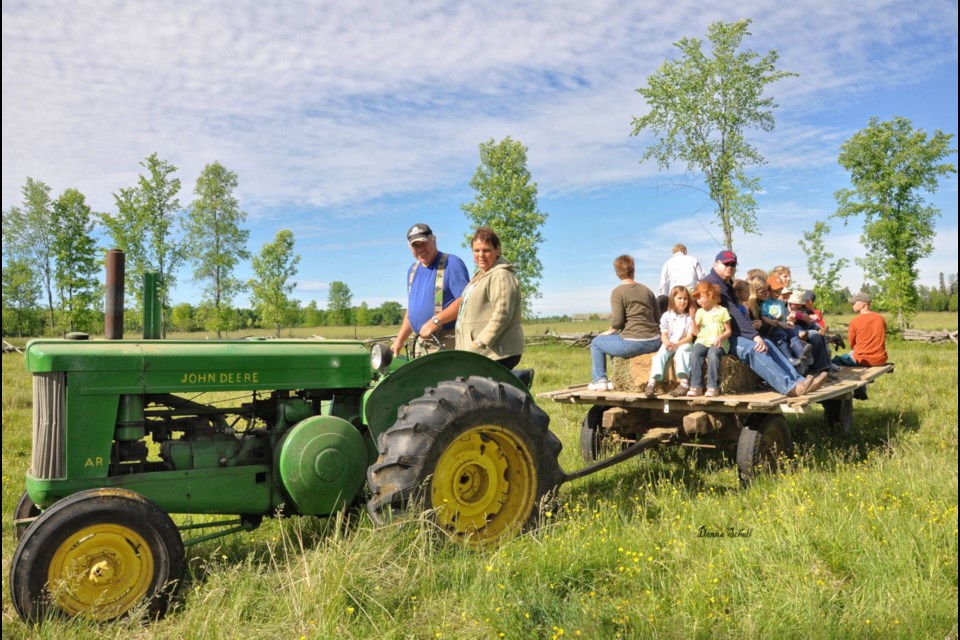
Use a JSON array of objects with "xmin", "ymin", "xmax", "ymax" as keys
[
  {"xmin": 643, "ymin": 382, "xmax": 657, "ymax": 398},
  {"xmin": 686, "ymin": 387, "xmax": 704, "ymax": 397},
  {"xmin": 669, "ymin": 384, "xmax": 690, "ymax": 397},
  {"xmin": 704, "ymin": 388, "xmax": 720, "ymax": 397}
]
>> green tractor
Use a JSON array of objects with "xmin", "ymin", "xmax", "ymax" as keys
[{"xmin": 9, "ymin": 337, "xmax": 563, "ymax": 622}]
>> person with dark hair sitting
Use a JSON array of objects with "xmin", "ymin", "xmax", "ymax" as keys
[
  {"xmin": 702, "ymin": 251, "xmax": 828, "ymax": 397},
  {"xmin": 587, "ymin": 255, "xmax": 661, "ymax": 391}
]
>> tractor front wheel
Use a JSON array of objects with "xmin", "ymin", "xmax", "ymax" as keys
[
  {"xmin": 13, "ymin": 492, "xmax": 40, "ymax": 541},
  {"xmin": 366, "ymin": 376, "xmax": 563, "ymax": 547},
  {"xmin": 9, "ymin": 488, "xmax": 185, "ymax": 623}
]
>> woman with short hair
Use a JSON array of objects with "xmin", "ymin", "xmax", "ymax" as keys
[
  {"xmin": 455, "ymin": 227, "xmax": 524, "ymax": 369},
  {"xmin": 587, "ymin": 255, "xmax": 662, "ymax": 391}
]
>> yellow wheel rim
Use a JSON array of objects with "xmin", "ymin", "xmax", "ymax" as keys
[
  {"xmin": 430, "ymin": 425, "xmax": 537, "ymax": 546},
  {"xmin": 47, "ymin": 523, "xmax": 154, "ymax": 620}
]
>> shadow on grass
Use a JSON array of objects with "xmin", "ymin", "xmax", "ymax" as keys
[{"xmin": 791, "ymin": 405, "xmax": 922, "ymax": 468}]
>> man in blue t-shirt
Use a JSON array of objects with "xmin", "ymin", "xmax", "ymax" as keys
[{"xmin": 390, "ymin": 223, "xmax": 470, "ymax": 357}]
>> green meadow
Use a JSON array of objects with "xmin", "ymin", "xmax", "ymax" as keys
[{"xmin": 1, "ymin": 313, "xmax": 957, "ymax": 639}]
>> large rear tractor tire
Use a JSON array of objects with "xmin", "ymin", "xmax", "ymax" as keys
[
  {"xmin": 10, "ymin": 488, "xmax": 185, "ymax": 623},
  {"xmin": 736, "ymin": 415, "xmax": 793, "ymax": 485},
  {"xmin": 367, "ymin": 376, "xmax": 563, "ymax": 547}
]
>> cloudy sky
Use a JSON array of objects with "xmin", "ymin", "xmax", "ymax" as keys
[{"xmin": 3, "ymin": 0, "xmax": 957, "ymax": 315}]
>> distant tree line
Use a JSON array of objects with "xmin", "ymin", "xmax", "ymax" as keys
[{"xmin": 1, "ymin": 154, "xmax": 410, "ymax": 339}]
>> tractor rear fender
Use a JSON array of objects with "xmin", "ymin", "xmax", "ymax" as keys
[{"xmin": 363, "ymin": 350, "xmax": 531, "ymax": 443}]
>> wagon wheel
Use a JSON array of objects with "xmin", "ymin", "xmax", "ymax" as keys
[
  {"xmin": 367, "ymin": 376, "xmax": 563, "ymax": 547},
  {"xmin": 13, "ymin": 491, "xmax": 41, "ymax": 541},
  {"xmin": 10, "ymin": 488, "xmax": 185, "ymax": 623},
  {"xmin": 579, "ymin": 405, "xmax": 607, "ymax": 463},
  {"xmin": 822, "ymin": 397, "xmax": 853, "ymax": 437},
  {"xmin": 736, "ymin": 414, "xmax": 793, "ymax": 485}
]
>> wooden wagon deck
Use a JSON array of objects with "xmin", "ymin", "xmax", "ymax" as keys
[{"xmin": 538, "ymin": 364, "xmax": 894, "ymax": 414}]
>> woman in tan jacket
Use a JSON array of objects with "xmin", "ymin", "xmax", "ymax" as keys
[{"xmin": 455, "ymin": 227, "xmax": 524, "ymax": 369}]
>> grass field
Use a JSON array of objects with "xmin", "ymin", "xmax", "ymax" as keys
[{"xmin": 1, "ymin": 313, "xmax": 957, "ymax": 639}]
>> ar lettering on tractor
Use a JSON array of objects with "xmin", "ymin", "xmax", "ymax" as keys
[{"xmin": 83, "ymin": 456, "xmax": 105, "ymax": 468}]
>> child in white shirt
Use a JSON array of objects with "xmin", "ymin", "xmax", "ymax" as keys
[{"xmin": 645, "ymin": 286, "xmax": 695, "ymax": 397}]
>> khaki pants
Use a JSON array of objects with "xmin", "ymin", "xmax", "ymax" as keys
[{"xmin": 414, "ymin": 329, "xmax": 456, "ymax": 357}]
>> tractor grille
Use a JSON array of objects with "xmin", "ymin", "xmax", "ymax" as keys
[{"xmin": 31, "ymin": 372, "xmax": 66, "ymax": 479}]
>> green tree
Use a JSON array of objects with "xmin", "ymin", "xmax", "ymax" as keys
[
  {"xmin": 302, "ymin": 300, "xmax": 324, "ymax": 328},
  {"xmin": 377, "ymin": 300, "xmax": 405, "ymax": 325},
  {"xmin": 631, "ymin": 19, "xmax": 796, "ymax": 250},
  {"xmin": 170, "ymin": 302, "xmax": 195, "ymax": 333},
  {"xmin": 52, "ymin": 189, "xmax": 101, "ymax": 334},
  {"xmin": 797, "ymin": 220, "xmax": 848, "ymax": 313},
  {"xmin": 101, "ymin": 153, "xmax": 184, "ymax": 336},
  {"xmin": 1, "ymin": 257, "xmax": 42, "ymax": 337},
  {"xmin": 461, "ymin": 136, "xmax": 547, "ymax": 316},
  {"xmin": 5, "ymin": 178, "xmax": 58, "ymax": 332},
  {"xmin": 326, "ymin": 281, "xmax": 353, "ymax": 326},
  {"xmin": 249, "ymin": 230, "xmax": 300, "ymax": 337},
  {"xmin": 183, "ymin": 162, "xmax": 250, "ymax": 338},
  {"xmin": 834, "ymin": 116, "xmax": 957, "ymax": 329}
]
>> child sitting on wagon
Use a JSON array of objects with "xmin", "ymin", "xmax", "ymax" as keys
[
  {"xmin": 645, "ymin": 285, "xmax": 695, "ymax": 398},
  {"xmin": 687, "ymin": 281, "xmax": 731, "ymax": 398},
  {"xmin": 759, "ymin": 276, "xmax": 811, "ymax": 367}
]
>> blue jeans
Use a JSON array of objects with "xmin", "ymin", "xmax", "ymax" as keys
[
  {"xmin": 806, "ymin": 331, "xmax": 831, "ymax": 373},
  {"xmin": 833, "ymin": 352, "xmax": 858, "ymax": 366},
  {"xmin": 768, "ymin": 326, "xmax": 806, "ymax": 359},
  {"xmin": 732, "ymin": 336, "xmax": 804, "ymax": 395},
  {"xmin": 590, "ymin": 334, "xmax": 661, "ymax": 382},
  {"xmin": 689, "ymin": 343, "xmax": 723, "ymax": 390}
]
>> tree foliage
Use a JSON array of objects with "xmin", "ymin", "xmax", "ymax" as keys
[
  {"xmin": 53, "ymin": 189, "xmax": 101, "ymax": 333},
  {"xmin": 834, "ymin": 116, "xmax": 957, "ymax": 328},
  {"xmin": 631, "ymin": 19, "xmax": 796, "ymax": 250},
  {"xmin": 1, "ymin": 257, "xmax": 42, "ymax": 337},
  {"xmin": 4, "ymin": 178, "xmax": 58, "ymax": 332},
  {"xmin": 101, "ymin": 153, "xmax": 184, "ymax": 336},
  {"xmin": 249, "ymin": 230, "xmax": 300, "ymax": 337},
  {"xmin": 461, "ymin": 136, "xmax": 547, "ymax": 316},
  {"xmin": 183, "ymin": 162, "xmax": 250, "ymax": 338},
  {"xmin": 326, "ymin": 281, "xmax": 353, "ymax": 326},
  {"xmin": 797, "ymin": 220, "xmax": 848, "ymax": 313}
]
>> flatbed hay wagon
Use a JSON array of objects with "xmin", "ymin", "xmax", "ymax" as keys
[{"xmin": 538, "ymin": 364, "xmax": 894, "ymax": 484}]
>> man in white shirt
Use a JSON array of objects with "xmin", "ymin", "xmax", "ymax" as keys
[{"xmin": 659, "ymin": 243, "xmax": 705, "ymax": 295}]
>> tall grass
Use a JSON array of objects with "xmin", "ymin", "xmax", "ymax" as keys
[{"xmin": 1, "ymin": 317, "xmax": 957, "ymax": 639}]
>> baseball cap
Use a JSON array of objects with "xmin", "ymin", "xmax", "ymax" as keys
[
  {"xmin": 766, "ymin": 275, "xmax": 783, "ymax": 291},
  {"xmin": 715, "ymin": 250, "xmax": 738, "ymax": 265},
  {"xmin": 787, "ymin": 291, "xmax": 805, "ymax": 305},
  {"xmin": 801, "ymin": 290, "xmax": 816, "ymax": 304},
  {"xmin": 406, "ymin": 223, "xmax": 433, "ymax": 245},
  {"xmin": 849, "ymin": 292, "xmax": 872, "ymax": 304}
]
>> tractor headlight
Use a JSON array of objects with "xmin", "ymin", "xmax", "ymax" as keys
[{"xmin": 371, "ymin": 343, "xmax": 393, "ymax": 372}]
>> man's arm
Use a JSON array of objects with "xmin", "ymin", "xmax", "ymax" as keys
[
  {"xmin": 418, "ymin": 297, "xmax": 462, "ymax": 338},
  {"xmin": 392, "ymin": 311, "xmax": 414, "ymax": 356},
  {"xmin": 659, "ymin": 261, "xmax": 670, "ymax": 296}
]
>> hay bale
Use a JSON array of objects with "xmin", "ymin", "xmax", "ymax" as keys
[
  {"xmin": 718, "ymin": 355, "xmax": 759, "ymax": 393},
  {"xmin": 609, "ymin": 352, "xmax": 679, "ymax": 393}
]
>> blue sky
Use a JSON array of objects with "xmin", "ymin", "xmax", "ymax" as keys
[{"xmin": 3, "ymin": 1, "xmax": 957, "ymax": 315}]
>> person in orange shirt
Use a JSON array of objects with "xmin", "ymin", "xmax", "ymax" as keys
[{"xmin": 833, "ymin": 292, "xmax": 888, "ymax": 367}]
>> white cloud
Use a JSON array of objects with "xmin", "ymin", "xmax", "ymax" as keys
[{"xmin": 3, "ymin": 0, "xmax": 956, "ymax": 312}]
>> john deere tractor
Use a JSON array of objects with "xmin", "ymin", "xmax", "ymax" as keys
[{"xmin": 9, "ymin": 337, "xmax": 563, "ymax": 622}]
